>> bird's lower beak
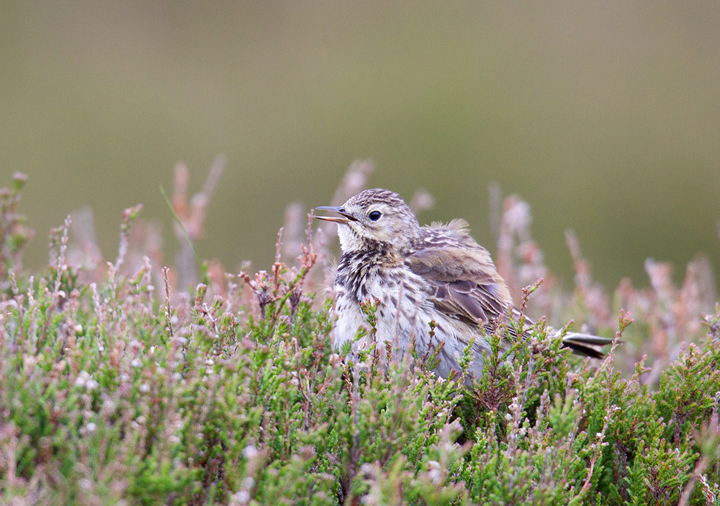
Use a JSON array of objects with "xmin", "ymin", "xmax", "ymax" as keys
[{"xmin": 314, "ymin": 206, "xmax": 357, "ymax": 224}]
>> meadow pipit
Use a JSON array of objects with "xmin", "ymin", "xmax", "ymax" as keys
[{"xmin": 316, "ymin": 188, "xmax": 612, "ymax": 381}]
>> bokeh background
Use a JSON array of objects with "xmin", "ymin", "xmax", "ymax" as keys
[{"xmin": 1, "ymin": 1, "xmax": 719, "ymax": 289}]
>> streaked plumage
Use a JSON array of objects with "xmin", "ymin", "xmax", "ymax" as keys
[{"xmin": 316, "ymin": 188, "xmax": 611, "ymax": 381}]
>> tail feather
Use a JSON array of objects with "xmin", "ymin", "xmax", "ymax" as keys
[{"xmin": 560, "ymin": 332, "xmax": 615, "ymax": 359}]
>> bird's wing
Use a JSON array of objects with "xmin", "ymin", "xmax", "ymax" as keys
[
  {"xmin": 406, "ymin": 246, "xmax": 513, "ymax": 328},
  {"xmin": 407, "ymin": 245, "xmax": 613, "ymax": 358}
]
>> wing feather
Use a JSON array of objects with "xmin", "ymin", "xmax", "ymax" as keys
[
  {"xmin": 408, "ymin": 229, "xmax": 612, "ymax": 360},
  {"xmin": 406, "ymin": 246, "xmax": 511, "ymax": 327}
]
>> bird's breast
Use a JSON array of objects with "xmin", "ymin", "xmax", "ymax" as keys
[
  {"xmin": 333, "ymin": 264, "xmax": 431, "ymax": 349},
  {"xmin": 332, "ymin": 263, "xmax": 489, "ymax": 379}
]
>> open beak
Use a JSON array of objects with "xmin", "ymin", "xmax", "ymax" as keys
[{"xmin": 314, "ymin": 206, "xmax": 358, "ymax": 224}]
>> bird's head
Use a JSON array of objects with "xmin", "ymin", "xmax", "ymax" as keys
[{"xmin": 316, "ymin": 188, "xmax": 420, "ymax": 256}]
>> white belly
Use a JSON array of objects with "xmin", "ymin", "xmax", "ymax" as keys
[{"xmin": 332, "ymin": 269, "xmax": 488, "ymax": 380}]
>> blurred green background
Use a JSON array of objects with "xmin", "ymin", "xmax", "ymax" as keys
[{"xmin": 1, "ymin": 1, "xmax": 719, "ymax": 288}]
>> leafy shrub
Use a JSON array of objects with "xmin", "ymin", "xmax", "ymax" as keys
[{"xmin": 1, "ymin": 168, "xmax": 719, "ymax": 505}]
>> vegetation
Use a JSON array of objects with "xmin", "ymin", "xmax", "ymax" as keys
[{"xmin": 1, "ymin": 167, "xmax": 719, "ymax": 505}]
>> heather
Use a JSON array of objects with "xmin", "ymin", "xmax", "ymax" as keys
[{"xmin": 1, "ymin": 165, "xmax": 719, "ymax": 505}]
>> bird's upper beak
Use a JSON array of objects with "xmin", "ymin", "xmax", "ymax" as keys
[{"xmin": 314, "ymin": 206, "xmax": 358, "ymax": 224}]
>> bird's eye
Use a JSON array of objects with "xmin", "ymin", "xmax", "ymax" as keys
[{"xmin": 368, "ymin": 211, "xmax": 382, "ymax": 221}]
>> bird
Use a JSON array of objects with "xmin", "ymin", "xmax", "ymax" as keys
[{"xmin": 315, "ymin": 188, "xmax": 613, "ymax": 382}]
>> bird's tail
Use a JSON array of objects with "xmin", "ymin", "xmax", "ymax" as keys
[{"xmin": 559, "ymin": 332, "xmax": 615, "ymax": 359}]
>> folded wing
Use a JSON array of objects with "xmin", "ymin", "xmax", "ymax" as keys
[{"xmin": 407, "ymin": 242, "xmax": 613, "ymax": 358}]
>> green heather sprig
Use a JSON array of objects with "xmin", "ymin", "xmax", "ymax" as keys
[{"xmin": 1, "ymin": 170, "xmax": 719, "ymax": 505}]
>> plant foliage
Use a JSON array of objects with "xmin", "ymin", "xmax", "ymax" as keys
[{"xmin": 1, "ymin": 172, "xmax": 719, "ymax": 505}]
